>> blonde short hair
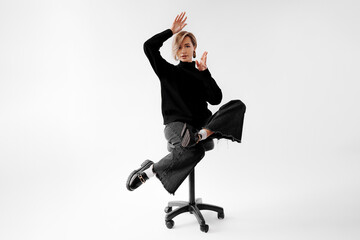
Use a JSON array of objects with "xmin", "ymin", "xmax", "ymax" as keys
[{"xmin": 172, "ymin": 31, "xmax": 197, "ymax": 61}]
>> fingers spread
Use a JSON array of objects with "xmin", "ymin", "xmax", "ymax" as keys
[
  {"xmin": 179, "ymin": 12, "xmax": 186, "ymax": 22},
  {"xmin": 178, "ymin": 12, "xmax": 183, "ymax": 21},
  {"xmin": 201, "ymin": 52, "xmax": 206, "ymax": 60}
]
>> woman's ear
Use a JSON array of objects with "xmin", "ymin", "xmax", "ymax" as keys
[{"xmin": 193, "ymin": 47, "xmax": 197, "ymax": 58}]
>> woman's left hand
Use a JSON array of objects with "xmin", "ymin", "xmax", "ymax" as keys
[{"xmin": 196, "ymin": 51, "xmax": 208, "ymax": 71}]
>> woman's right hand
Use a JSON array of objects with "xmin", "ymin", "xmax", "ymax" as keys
[{"xmin": 171, "ymin": 12, "xmax": 187, "ymax": 34}]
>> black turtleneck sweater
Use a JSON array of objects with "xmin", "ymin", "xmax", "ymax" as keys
[{"xmin": 143, "ymin": 29, "xmax": 222, "ymax": 129}]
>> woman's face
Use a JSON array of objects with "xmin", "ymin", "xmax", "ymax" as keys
[{"xmin": 177, "ymin": 36, "xmax": 196, "ymax": 62}]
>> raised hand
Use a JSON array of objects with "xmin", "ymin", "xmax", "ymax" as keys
[
  {"xmin": 196, "ymin": 51, "xmax": 208, "ymax": 71},
  {"xmin": 171, "ymin": 12, "xmax": 187, "ymax": 34}
]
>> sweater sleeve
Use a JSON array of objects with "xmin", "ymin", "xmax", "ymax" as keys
[
  {"xmin": 200, "ymin": 68, "xmax": 222, "ymax": 105},
  {"xmin": 143, "ymin": 29, "xmax": 174, "ymax": 79}
]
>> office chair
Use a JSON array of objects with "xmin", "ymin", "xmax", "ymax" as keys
[{"xmin": 164, "ymin": 139, "xmax": 224, "ymax": 233}]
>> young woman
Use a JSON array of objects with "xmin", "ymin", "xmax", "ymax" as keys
[{"xmin": 126, "ymin": 12, "xmax": 246, "ymax": 194}]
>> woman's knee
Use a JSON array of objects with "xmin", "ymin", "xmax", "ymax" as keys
[{"xmin": 234, "ymin": 99, "xmax": 246, "ymax": 111}]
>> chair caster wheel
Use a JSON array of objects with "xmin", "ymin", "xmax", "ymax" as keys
[
  {"xmin": 200, "ymin": 224, "xmax": 209, "ymax": 233},
  {"xmin": 218, "ymin": 212, "xmax": 225, "ymax": 219},
  {"xmin": 166, "ymin": 220, "xmax": 174, "ymax": 229},
  {"xmin": 164, "ymin": 206, "xmax": 172, "ymax": 213}
]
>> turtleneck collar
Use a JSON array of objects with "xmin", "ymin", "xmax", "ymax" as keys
[{"xmin": 178, "ymin": 60, "xmax": 196, "ymax": 69}]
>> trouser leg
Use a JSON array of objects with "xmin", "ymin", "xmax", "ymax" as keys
[
  {"xmin": 205, "ymin": 99, "xmax": 246, "ymax": 143},
  {"xmin": 153, "ymin": 122, "xmax": 205, "ymax": 194}
]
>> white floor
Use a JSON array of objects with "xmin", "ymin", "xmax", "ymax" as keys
[{"xmin": 1, "ymin": 147, "xmax": 359, "ymax": 240}]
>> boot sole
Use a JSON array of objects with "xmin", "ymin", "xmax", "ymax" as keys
[{"xmin": 126, "ymin": 160, "xmax": 153, "ymax": 191}]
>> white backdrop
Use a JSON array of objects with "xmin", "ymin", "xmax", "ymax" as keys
[{"xmin": 1, "ymin": 0, "xmax": 359, "ymax": 239}]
